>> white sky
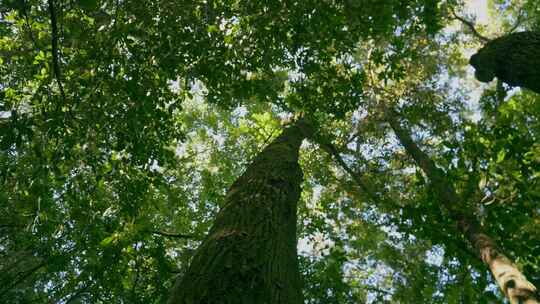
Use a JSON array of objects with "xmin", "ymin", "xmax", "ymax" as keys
[{"xmin": 466, "ymin": 0, "xmax": 490, "ymax": 24}]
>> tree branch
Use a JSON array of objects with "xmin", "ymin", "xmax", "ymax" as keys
[
  {"xmin": 507, "ymin": 8, "xmax": 530, "ymax": 33},
  {"xmin": 450, "ymin": 8, "xmax": 491, "ymax": 43},
  {"xmin": 149, "ymin": 230, "xmax": 194, "ymax": 239},
  {"xmin": 65, "ymin": 284, "xmax": 91, "ymax": 304},
  {"xmin": 21, "ymin": 0, "xmax": 38, "ymax": 48},
  {"xmin": 309, "ymin": 132, "xmax": 401, "ymax": 210},
  {"xmin": 364, "ymin": 285, "xmax": 393, "ymax": 296},
  {"xmin": 47, "ymin": 0, "xmax": 66, "ymax": 102}
]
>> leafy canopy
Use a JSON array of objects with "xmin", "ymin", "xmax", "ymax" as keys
[{"xmin": 1, "ymin": 0, "xmax": 540, "ymax": 303}]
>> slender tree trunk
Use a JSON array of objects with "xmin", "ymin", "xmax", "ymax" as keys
[
  {"xmin": 168, "ymin": 120, "xmax": 310, "ymax": 304},
  {"xmin": 386, "ymin": 111, "xmax": 539, "ymax": 304}
]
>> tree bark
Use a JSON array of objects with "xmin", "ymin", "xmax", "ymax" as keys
[
  {"xmin": 470, "ymin": 31, "xmax": 540, "ymax": 94},
  {"xmin": 386, "ymin": 111, "xmax": 539, "ymax": 304},
  {"xmin": 168, "ymin": 120, "xmax": 310, "ymax": 304}
]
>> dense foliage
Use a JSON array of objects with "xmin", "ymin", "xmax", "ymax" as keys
[{"xmin": 1, "ymin": 0, "xmax": 539, "ymax": 303}]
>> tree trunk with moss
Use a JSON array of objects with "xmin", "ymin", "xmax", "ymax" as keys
[
  {"xmin": 470, "ymin": 31, "xmax": 540, "ymax": 94},
  {"xmin": 168, "ymin": 121, "xmax": 309, "ymax": 304},
  {"xmin": 387, "ymin": 112, "xmax": 539, "ymax": 304}
]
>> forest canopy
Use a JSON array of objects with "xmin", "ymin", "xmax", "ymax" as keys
[{"xmin": 1, "ymin": 0, "xmax": 540, "ymax": 303}]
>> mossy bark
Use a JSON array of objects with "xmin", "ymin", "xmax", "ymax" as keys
[
  {"xmin": 168, "ymin": 121, "xmax": 308, "ymax": 304},
  {"xmin": 470, "ymin": 31, "xmax": 540, "ymax": 94},
  {"xmin": 387, "ymin": 113, "xmax": 539, "ymax": 304}
]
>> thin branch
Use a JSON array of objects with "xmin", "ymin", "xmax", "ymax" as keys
[
  {"xmin": 319, "ymin": 140, "xmax": 376, "ymax": 200},
  {"xmin": 21, "ymin": 0, "xmax": 38, "ymax": 48},
  {"xmin": 65, "ymin": 284, "xmax": 91, "ymax": 304},
  {"xmin": 47, "ymin": 0, "xmax": 67, "ymax": 102},
  {"xmin": 460, "ymin": 158, "xmax": 479, "ymax": 203},
  {"xmin": 496, "ymin": 79, "xmax": 507, "ymax": 103},
  {"xmin": 364, "ymin": 286, "xmax": 393, "ymax": 296},
  {"xmin": 130, "ymin": 256, "xmax": 141, "ymax": 301},
  {"xmin": 169, "ymin": 269, "xmax": 182, "ymax": 274},
  {"xmin": 149, "ymin": 230, "xmax": 194, "ymax": 239},
  {"xmin": 450, "ymin": 8, "xmax": 491, "ymax": 43},
  {"xmin": 507, "ymin": 8, "xmax": 532, "ymax": 33},
  {"xmin": 311, "ymin": 134, "xmax": 400, "ymax": 210},
  {"xmin": 257, "ymin": 127, "xmax": 278, "ymax": 155},
  {"xmin": 345, "ymin": 131, "xmax": 359, "ymax": 145}
]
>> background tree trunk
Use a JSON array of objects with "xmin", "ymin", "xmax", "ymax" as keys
[
  {"xmin": 387, "ymin": 111, "xmax": 539, "ymax": 304},
  {"xmin": 168, "ymin": 121, "xmax": 308, "ymax": 304}
]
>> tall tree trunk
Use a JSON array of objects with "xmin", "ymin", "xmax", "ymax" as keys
[
  {"xmin": 168, "ymin": 120, "xmax": 310, "ymax": 304},
  {"xmin": 386, "ymin": 111, "xmax": 539, "ymax": 304}
]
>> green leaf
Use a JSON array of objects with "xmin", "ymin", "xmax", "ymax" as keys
[
  {"xmin": 99, "ymin": 236, "xmax": 115, "ymax": 247},
  {"xmin": 207, "ymin": 25, "xmax": 219, "ymax": 33},
  {"xmin": 496, "ymin": 150, "xmax": 506, "ymax": 163}
]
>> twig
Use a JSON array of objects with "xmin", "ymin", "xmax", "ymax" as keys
[
  {"xmin": 460, "ymin": 158, "xmax": 479, "ymax": 202},
  {"xmin": 47, "ymin": 0, "xmax": 67, "ymax": 102},
  {"xmin": 450, "ymin": 8, "xmax": 491, "ymax": 43},
  {"xmin": 257, "ymin": 127, "xmax": 278, "ymax": 154},
  {"xmin": 21, "ymin": 1, "xmax": 38, "ymax": 48},
  {"xmin": 312, "ymin": 134, "xmax": 400, "ymax": 209},
  {"xmin": 496, "ymin": 79, "xmax": 507, "ymax": 103},
  {"xmin": 130, "ymin": 256, "xmax": 141, "ymax": 301},
  {"xmin": 507, "ymin": 7, "xmax": 534, "ymax": 33},
  {"xmin": 65, "ymin": 284, "xmax": 91, "ymax": 304},
  {"xmin": 149, "ymin": 230, "xmax": 194, "ymax": 239},
  {"xmin": 364, "ymin": 285, "xmax": 393, "ymax": 296}
]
